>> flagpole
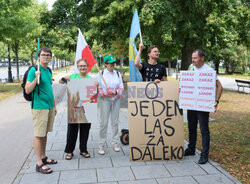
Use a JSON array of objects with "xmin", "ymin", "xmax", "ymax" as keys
[
  {"xmin": 95, "ymin": 64, "xmax": 108, "ymax": 88},
  {"xmin": 37, "ymin": 61, "xmax": 40, "ymax": 84},
  {"xmin": 94, "ymin": 64, "xmax": 114, "ymax": 101},
  {"xmin": 36, "ymin": 38, "xmax": 40, "ymax": 85},
  {"xmin": 139, "ymin": 30, "xmax": 143, "ymax": 43}
]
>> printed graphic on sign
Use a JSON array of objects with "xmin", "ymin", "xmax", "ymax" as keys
[
  {"xmin": 67, "ymin": 78, "xmax": 97, "ymax": 123},
  {"xmin": 179, "ymin": 71, "xmax": 216, "ymax": 112},
  {"xmin": 128, "ymin": 81, "xmax": 184, "ymax": 161}
]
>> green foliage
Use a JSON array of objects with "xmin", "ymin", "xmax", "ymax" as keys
[
  {"xmin": 86, "ymin": 0, "xmax": 249, "ymax": 70},
  {"xmin": 242, "ymin": 72, "xmax": 249, "ymax": 77},
  {"xmin": 205, "ymin": 0, "xmax": 249, "ymax": 73},
  {"xmin": 0, "ymin": 0, "xmax": 249, "ymax": 76},
  {"xmin": 222, "ymin": 43, "xmax": 249, "ymax": 74}
]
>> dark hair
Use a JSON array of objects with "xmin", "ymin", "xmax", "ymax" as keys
[
  {"xmin": 38, "ymin": 48, "xmax": 52, "ymax": 57},
  {"xmin": 147, "ymin": 45, "xmax": 158, "ymax": 54},
  {"xmin": 193, "ymin": 49, "xmax": 205, "ymax": 57},
  {"xmin": 77, "ymin": 58, "xmax": 89, "ymax": 67}
]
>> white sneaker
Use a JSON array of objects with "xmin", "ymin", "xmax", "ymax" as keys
[
  {"xmin": 113, "ymin": 145, "xmax": 120, "ymax": 152},
  {"xmin": 98, "ymin": 147, "xmax": 105, "ymax": 155}
]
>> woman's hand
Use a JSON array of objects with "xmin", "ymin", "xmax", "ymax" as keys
[
  {"xmin": 65, "ymin": 76, "xmax": 70, "ymax": 81},
  {"xmin": 59, "ymin": 76, "xmax": 70, "ymax": 84},
  {"xmin": 104, "ymin": 88, "xmax": 115, "ymax": 98},
  {"xmin": 94, "ymin": 81, "xmax": 99, "ymax": 87}
]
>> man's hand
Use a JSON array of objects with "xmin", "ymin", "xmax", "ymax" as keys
[
  {"xmin": 135, "ymin": 43, "xmax": 144, "ymax": 70},
  {"xmin": 139, "ymin": 42, "xmax": 144, "ymax": 52},
  {"xmin": 214, "ymin": 101, "xmax": 219, "ymax": 113},
  {"xmin": 154, "ymin": 79, "xmax": 161, "ymax": 83},
  {"xmin": 54, "ymin": 106, "xmax": 57, "ymax": 116},
  {"xmin": 35, "ymin": 71, "xmax": 41, "ymax": 83}
]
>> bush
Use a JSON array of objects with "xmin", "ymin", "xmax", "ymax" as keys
[{"xmin": 242, "ymin": 71, "xmax": 250, "ymax": 77}]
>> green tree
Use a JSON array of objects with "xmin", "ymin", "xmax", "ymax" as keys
[
  {"xmin": 21, "ymin": 2, "xmax": 47, "ymax": 65},
  {"xmin": 205, "ymin": 0, "xmax": 249, "ymax": 73},
  {"xmin": 222, "ymin": 43, "xmax": 249, "ymax": 74},
  {"xmin": 45, "ymin": 0, "xmax": 249, "ymax": 72},
  {"xmin": 0, "ymin": 0, "xmax": 32, "ymax": 82}
]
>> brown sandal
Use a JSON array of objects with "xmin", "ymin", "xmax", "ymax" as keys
[
  {"xmin": 36, "ymin": 163, "xmax": 53, "ymax": 174},
  {"xmin": 65, "ymin": 153, "xmax": 73, "ymax": 160},
  {"xmin": 42, "ymin": 156, "xmax": 57, "ymax": 165},
  {"xmin": 80, "ymin": 152, "xmax": 90, "ymax": 158}
]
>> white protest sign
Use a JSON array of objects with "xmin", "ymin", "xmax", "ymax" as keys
[
  {"xmin": 179, "ymin": 71, "xmax": 216, "ymax": 112},
  {"xmin": 67, "ymin": 78, "xmax": 97, "ymax": 123}
]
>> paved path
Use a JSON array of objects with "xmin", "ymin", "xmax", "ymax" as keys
[
  {"xmin": 218, "ymin": 76, "xmax": 250, "ymax": 93},
  {"xmin": 0, "ymin": 68, "xmax": 69, "ymax": 184},
  {"xmin": 0, "ymin": 92, "xmax": 33, "ymax": 184},
  {"xmin": 11, "ymin": 72, "xmax": 241, "ymax": 184}
]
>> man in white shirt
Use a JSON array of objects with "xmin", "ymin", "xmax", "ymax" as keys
[{"xmin": 184, "ymin": 49, "xmax": 223, "ymax": 164}]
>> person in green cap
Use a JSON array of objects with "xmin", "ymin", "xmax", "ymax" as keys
[
  {"xmin": 59, "ymin": 58, "xmax": 92, "ymax": 160},
  {"xmin": 95, "ymin": 55, "xmax": 124, "ymax": 155}
]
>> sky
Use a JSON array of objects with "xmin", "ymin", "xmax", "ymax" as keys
[{"xmin": 38, "ymin": 0, "xmax": 56, "ymax": 10}]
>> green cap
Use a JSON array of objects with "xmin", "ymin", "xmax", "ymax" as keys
[{"xmin": 103, "ymin": 55, "xmax": 116, "ymax": 64}]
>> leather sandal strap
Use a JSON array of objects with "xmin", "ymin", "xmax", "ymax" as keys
[{"xmin": 42, "ymin": 156, "xmax": 57, "ymax": 164}]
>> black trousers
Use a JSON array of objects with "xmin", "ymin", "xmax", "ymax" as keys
[
  {"xmin": 64, "ymin": 123, "xmax": 91, "ymax": 153},
  {"xmin": 187, "ymin": 110, "xmax": 210, "ymax": 156}
]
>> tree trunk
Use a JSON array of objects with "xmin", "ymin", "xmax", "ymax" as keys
[
  {"xmin": 215, "ymin": 62, "xmax": 219, "ymax": 74},
  {"xmin": 225, "ymin": 63, "xmax": 233, "ymax": 74},
  {"xmin": 52, "ymin": 57, "xmax": 55, "ymax": 70},
  {"xmin": 168, "ymin": 59, "xmax": 171, "ymax": 76},
  {"xmin": 30, "ymin": 52, "xmax": 34, "ymax": 65},
  {"xmin": 120, "ymin": 55, "xmax": 124, "ymax": 75},
  {"xmin": 225, "ymin": 63, "xmax": 229, "ymax": 74},
  {"xmin": 12, "ymin": 41, "xmax": 19, "ymax": 82},
  {"xmin": 181, "ymin": 42, "xmax": 193, "ymax": 70},
  {"xmin": 7, "ymin": 43, "xmax": 13, "ymax": 83}
]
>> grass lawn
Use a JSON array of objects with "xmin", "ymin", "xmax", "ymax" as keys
[
  {"xmin": 0, "ymin": 82, "xmax": 22, "ymax": 101},
  {"xmin": 218, "ymin": 73, "xmax": 250, "ymax": 80},
  {"xmin": 184, "ymin": 89, "xmax": 250, "ymax": 183}
]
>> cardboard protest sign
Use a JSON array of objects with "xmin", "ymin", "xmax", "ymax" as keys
[
  {"xmin": 128, "ymin": 81, "xmax": 184, "ymax": 161},
  {"xmin": 179, "ymin": 71, "xmax": 216, "ymax": 112},
  {"xmin": 67, "ymin": 78, "xmax": 97, "ymax": 123}
]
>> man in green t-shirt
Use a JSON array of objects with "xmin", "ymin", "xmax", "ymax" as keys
[{"xmin": 25, "ymin": 48, "xmax": 57, "ymax": 174}]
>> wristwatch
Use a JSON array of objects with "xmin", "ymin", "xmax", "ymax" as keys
[{"xmin": 216, "ymin": 100, "xmax": 219, "ymax": 104}]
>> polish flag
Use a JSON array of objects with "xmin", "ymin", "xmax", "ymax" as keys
[{"xmin": 74, "ymin": 28, "xmax": 97, "ymax": 73}]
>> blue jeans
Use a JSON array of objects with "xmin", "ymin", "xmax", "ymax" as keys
[{"xmin": 187, "ymin": 110, "xmax": 210, "ymax": 156}]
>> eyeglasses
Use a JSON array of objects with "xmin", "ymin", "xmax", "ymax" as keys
[
  {"xmin": 77, "ymin": 65, "xmax": 88, "ymax": 68},
  {"xmin": 41, "ymin": 54, "xmax": 51, "ymax": 57}
]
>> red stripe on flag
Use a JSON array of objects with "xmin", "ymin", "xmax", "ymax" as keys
[{"xmin": 82, "ymin": 45, "xmax": 97, "ymax": 73}]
